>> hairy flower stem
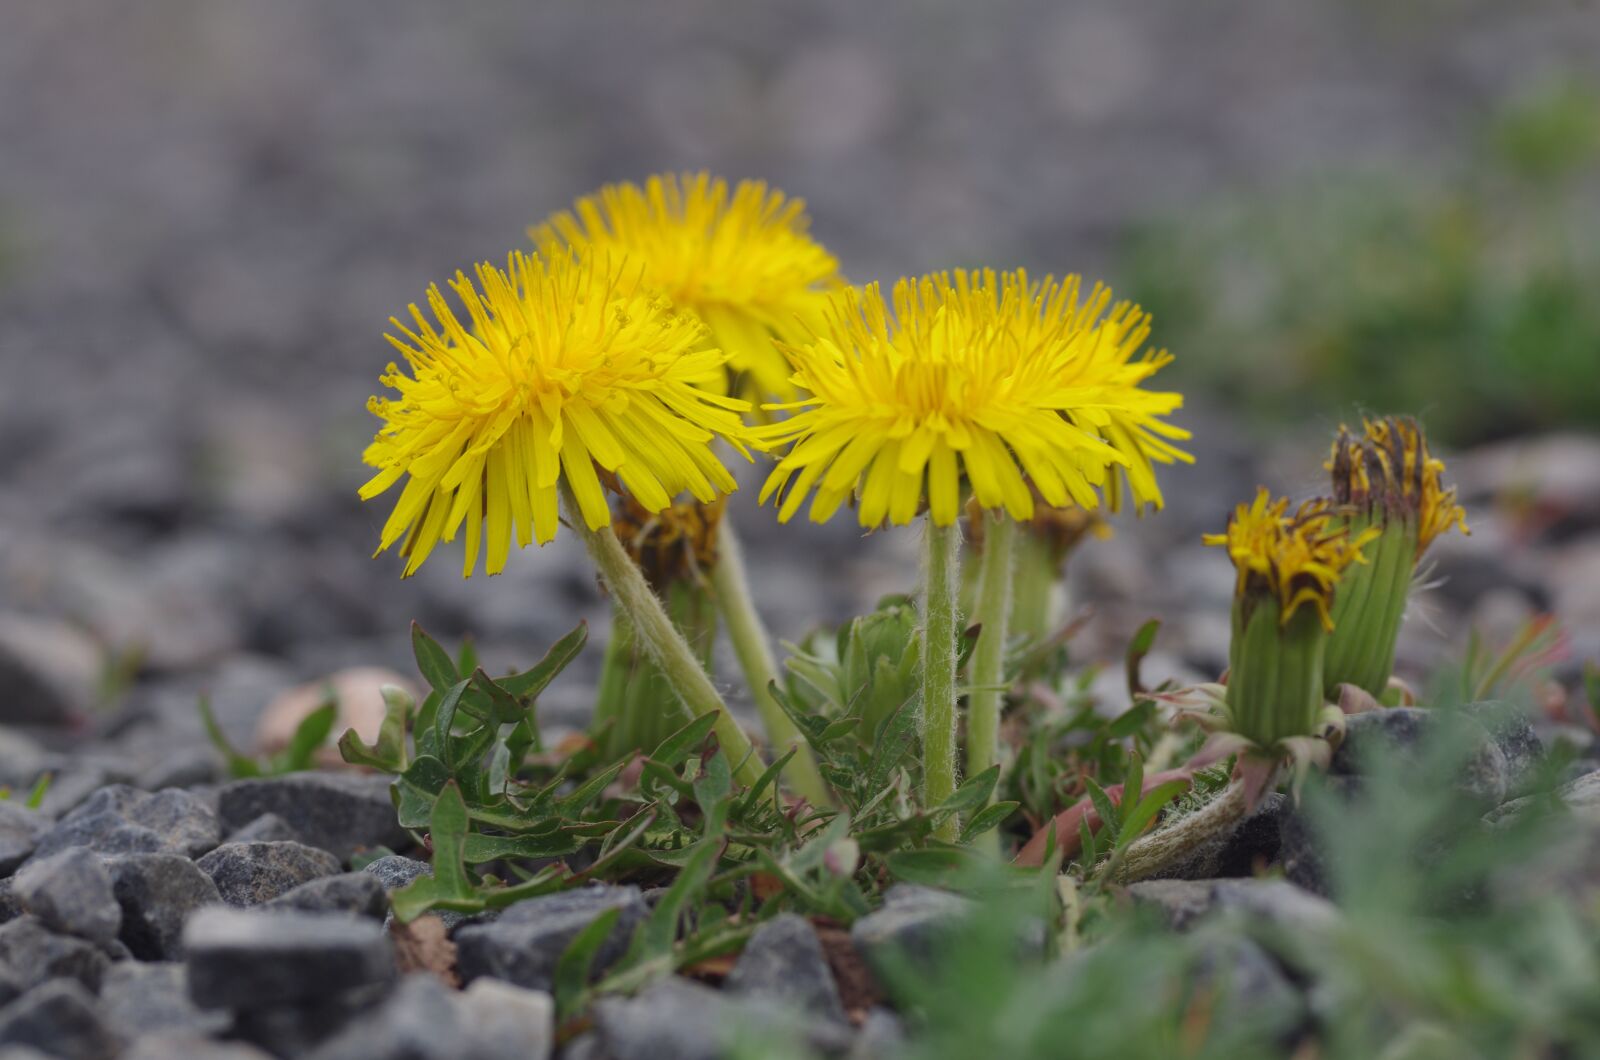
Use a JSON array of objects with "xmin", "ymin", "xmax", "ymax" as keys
[
  {"xmin": 1112, "ymin": 773, "xmax": 1262, "ymax": 884},
  {"xmin": 561, "ymin": 482, "xmax": 765, "ymax": 788},
  {"xmin": 1010, "ymin": 532, "xmax": 1060, "ymax": 646},
  {"xmin": 966, "ymin": 514, "xmax": 1016, "ymax": 851},
  {"xmin": 922, "ymin": 519, "xmax": 962, "ymax": 842},
  {"xmin": 709, "ymin": 520, "xmax": 832, "ymax": 807},
  {"xmin": 591, "ymin": 605, "xmax": 632, "ymax": 755}
]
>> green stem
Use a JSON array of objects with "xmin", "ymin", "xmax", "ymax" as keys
[
  {"xmin": 592, "ymin": 604, "xmax": 633, "ymax": 758},
  {"xmin": 921, "ymin": 518, "xmax": 962, "ymax": 842},
  {"xmin": 965, "ymin": 514, "xmax": 1016, "ymax": 849},
  {"xmin": 709, "ymin": 519, "xmax": 833, "ymax": 807},
  {"xmin": 560, "ymin": 482, "xmax": 765, "ymax": 788},
  {"xmin": 1010, "ymin": 532, "xmax": 1059, "ymax": 646}
]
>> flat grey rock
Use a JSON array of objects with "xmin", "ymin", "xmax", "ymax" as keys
[
  {"xmin": 197, "ymin": 841, "xmax": 342, "ymax": 906},
  {"xmin": 1463, "ymin": 701, "xmax": 1546, "ymax": 795},
  {"xmin": 31, "ymin": 786, "xmax": 220, "ymax": 862},
  {"xmin": 724, "ymin": 914, "xmax": 846, "ymax": 1025},
  {"xmin": 267, "ymin": 871, "xmax": 387, "ymax": 919},
  {"xmin": 108, "ymin": 853, "xmax": 222, "ymax": 960},
  {"xmin": 0, "ymin": 980, "xmax": 116, "ymax": 1060},
  {"xmin": 594, "ymin": 977, "xmax": 850, "ymax": 1060},
  {"xmin": 1195, "ymin": 936, "xmax": 1307, "ymax": 1035},
  {"xmin": 360, "ymin": 854, "xmax": 432, "ymax": 892},
  {"xmin": 1127, "ymin": 878, "xmax": 1340, "ymax": 935},
  {"xmin": 184, "ymin": 906, "xmax": 396, "ymax": 1011},
  {"xmin": 455, "ymin": 884, "xmax": 647, "ymax": 992},
  {"xmin": 98, "ymin": 962, "xmax": 229, "ymax": 1042},
  {"xmin": 851, "ymin": 884, "xmax": 1026, "ymax": 973},
  {"xmin": 456, "ymin": 978, "xmax": 554, "ymax": 1060},
  {"xmin": 0, "ymin": 804, "xmax": 44, "ymax": 876},
  {"xmin": 594, "ymin": 977, "xmax": 730, "ymax": 1060},
  {"xmin": 1331, "ymin": 708, "xmax": 1506, "ymax": 805},
  {"xmin": 0, "ymin": 916, "xmax": 110, "ymax": 993},
  {"xmin": 13, "ymin": 848, "xmax": 120, "ymax": 945},
  {"xmin": 121, "ymin": 1039, "xmax": 272, "ymax": 1060},
  {"xmin": 304, "ymin": 974, "xmax": 462, "ymax": 1060},
  {"xmin": 226, "ymin": 812, "xmax": 300, "ymax": 845},
  {"xmin": 217, "ymin": 775, "xmax": 409, "ymax": 863}
]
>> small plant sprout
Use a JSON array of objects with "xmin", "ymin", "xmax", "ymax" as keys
[
  {"xmin": 1322, "ymin": 416, "xmax": 1470, "ymax": 702},
  {"xmin": 760, "ymin": 270, "xmax": 1190, "ymax": 840},
  {"xmin": 359, "ymin": 248, "xmax": 766, "ymax": 786},
  {"xmin": 534, "ymin": 172, "xmax": 838, "ymax": 803},
  {"xmin": 1115, "ymin": 490, "xmax": 1375, "ymax": 882}
]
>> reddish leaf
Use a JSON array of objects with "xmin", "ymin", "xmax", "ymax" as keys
[{"xmin": 1014, "ymin": 767, "xmax": 1194, "ymax": 867}]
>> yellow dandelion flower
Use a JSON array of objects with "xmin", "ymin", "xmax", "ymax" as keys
[
  {"xmin": 360, "ymin": 249, "xmax": 753, "ymax": 577},
  {"xmin": 1326, "ymin": 416, "xmax": 1469, "ymax": 555},
  {"xmin": 1203, "ymin": 488, "xmax": 1379, "ymax": 631},
  {"xmin": 531, "ymin": 173, "xmax": 841, "ymax": 403},
  {"xmin": 758, "ymin": 270, "xmax": 1192, "ymax": 529}
]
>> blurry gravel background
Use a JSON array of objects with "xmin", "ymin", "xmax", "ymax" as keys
[{"xmin": 1, "ymin": 1, "xmax": 1597, "ymax": 775}]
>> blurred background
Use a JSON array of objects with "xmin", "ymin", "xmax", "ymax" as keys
[{"xmin": 1, "ymin": 1, "xmax": 1597, "ymax": 781}]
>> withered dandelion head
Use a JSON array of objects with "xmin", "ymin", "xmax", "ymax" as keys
[
  {"xmin": 360, "ymin": 249, "xmax": 754, "ymax": 577},
  {"xmin": 1204, "ymin": 488, "xmax": 1379, "ymax": 631},
  {"xmin": 610, "ymin": 494, "xmax": 726, "ymax": 589},
  {"xmin": 1326, "ymin": 416, "xmax": 1469, "ymax": 556},
  {"xmin": 531, "ymin": 173, "xmax": 841, "ymax": 403},
  {"xmin": 759, "ymin": 270, "xmax": 1192, "ymax": 529}
]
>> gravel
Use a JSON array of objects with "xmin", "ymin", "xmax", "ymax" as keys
[
  {"xmin": 196, "ymin": 841, "xmax": 343, "ymax": 907},
  {"xmin": 183, "ymin": 907, "xmax": 396, "ymax": 1011},
  {"xmin": 31, "ymin": 787, "xmax": 220, "ymax": 863},
  {"xmin": 0, "ymin": 917, "xmax": 111, "ymax": 994},
  {"xmin": 107, "ymin": 853, "xmax": 222, "ymax": 960},
  {"xmin": 12, "ymin": 848, "xmax": 121, "ymax": 946},
  {"xmin": 0, "ymin": 980, "xmax": 117, "ymax": 1060},
  {"xmin": 266, "ymin": 872, "xmax": 388, "ymax": 919},
  {"xmin": 724, "ymin": 914, "xmax": 847, "ymax": 1026},
  {"xmin": 455, "ymin": 884, "xmax": 648, "ymax": 992},
  {"xmin": 216, "ymin": 775, "xmax": 410, "ymax": 864},
  {"xmin": 0, "ymin": 805, "xmax": 44, "ymax": 877},
  {"xmin": 97, "ymin": 962, "xmax": 229, "ymax": 1042}
]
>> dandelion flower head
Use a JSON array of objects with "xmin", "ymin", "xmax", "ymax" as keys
[
  {"xmin": 360, "ymin": 249, "xmax": 753, "ymax": 577},
  {"xmin": 531, "ymin": 173, "xmax": 841, "ymax": 403},
  {"xmin": 759, "ymin": 269, "xmax": 1192, "ymax": 529}
]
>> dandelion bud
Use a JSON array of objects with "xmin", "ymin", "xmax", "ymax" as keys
[
  {"xmin": 1205, "ymin": 490, "xmax": 1375, "ymax": 746},
  {"xmin": 1322, "ymin": 417, "xmax": 1469, "ymax": 698}
]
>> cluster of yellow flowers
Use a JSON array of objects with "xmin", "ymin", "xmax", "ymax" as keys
[
  {"xmin": 361, "ymin": 173, "xmax": 1190, "ymax": 577},
  {"xmin": 355, "ymin": 170, "xmax": 1472, "ymax": 834}
]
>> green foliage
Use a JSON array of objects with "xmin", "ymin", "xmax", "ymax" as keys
[
  {"xmin": 344, "ymin": 595, "xmax": 1600, "ymax": 1056},
  {"xmin": 1426, "ymin": 614, "xmax": 1568, "ymax": 709},
  {"xmin": 1122, "ymin": 77, "xmax": 1600, "ymax": 444},
  {"xmin": 198, "ymin": 694, "xmax": 338, "ymax": 779},
  {"xmin": 781, "ymin": 593, "xmax": 922, "ymax": 747},
  {"xmin": 0, "ymin": 773, "xmax": 51, "ymax": 809},
  {"xmin": 781, "ymin": 723, "xmax": 1600, "ymax": 1060}
]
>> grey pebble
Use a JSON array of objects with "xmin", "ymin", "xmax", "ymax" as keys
[
  {"xmin": 13, "ymin": 848, "xmax": 120, "ymax": 946},
  {"xmin": 107, "ymin": 853, "xmax": 222, "ymax": 960},
  {"xmin": 197, "ymin": 841, "xmax": 342, "ymax": 906}
]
